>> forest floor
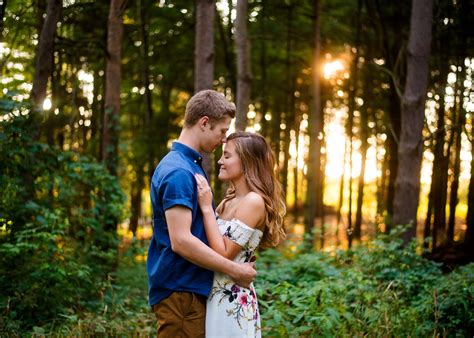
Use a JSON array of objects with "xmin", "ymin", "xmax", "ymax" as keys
[
  {"xmin": 51, "ymin": 240, "xmax": 156, "ymax": 336},
  {"xmin": 40, "ymin": 225, "xmax": 472, "ymax": 336}
]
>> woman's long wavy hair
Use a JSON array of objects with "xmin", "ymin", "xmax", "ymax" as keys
[{"xmin": 216, "ymin": 131, "xmax": 286, "ymax": 248}]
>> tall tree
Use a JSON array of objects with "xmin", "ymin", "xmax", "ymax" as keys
[
  {"xmin": 304, "ymin": 0, "xmax": 323, "ymax": 243},
  {"xmin": 393, "ymin": 0, "xmax": 433, "ymax": 242},
  {"xmin": 346, "ymin": 0, "xmax": 362, "ymax": 246},
  {"xmin": 447, "ymin": 63, "xmax": 466, "ymax": 242},
  {"xmin": 0, "ymin": 0, "xmax": 7, "ymax": 36},
  {"xmin": 257, "ymin": 0, "xmax": 269, "ymax": 138},
  {"xmin": 102, "ymin": 0, "xmax": 125, "ymax": 176},
  {"xmin": 354, "ymin": 45, "xmax": 372, "ymax": 240},
  {"xmin": 465, "ymin": 112, "xmax": 474, "ymax": 250},
  {"xmin": 424, "ymin": 63, "xmax": 448, "ymax": 249},
  {"xmin": 235, "ymin": 0, "xmax": 251, "ymax": 131},
  {"xmin": 195, "ymin": 0, "xmax": 215, "ymax": 177},
  {"xmin": 216, "ymin": 3, "xmax": 236, "ymax": 95},
  {"xmin": 129, "ymin": 0, "xmax": 154, "ymax": 236},
  {"xmin": 281, "ymin": 2, "xmax": 295, "ymax": 204},
  {"xmin": 365, "ymin": 0, "xmax": 408, "ymax": 231},
  {"xmin": 30, "ymin": 0, "xmax": 61, "ymax": 116}
]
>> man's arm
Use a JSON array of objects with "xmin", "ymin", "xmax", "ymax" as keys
[{"xmin": 165, "ymin": 206, "xmax": 256, "ymax": 288}]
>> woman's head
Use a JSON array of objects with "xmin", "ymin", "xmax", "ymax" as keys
[{"xmin": 217, "ymin": 131, "xmax": 286, "ymax": 247}]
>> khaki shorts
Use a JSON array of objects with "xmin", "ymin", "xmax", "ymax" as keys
[{"xmin": 152, "ymin": 291, "xmax": 206, "ymax": 338}]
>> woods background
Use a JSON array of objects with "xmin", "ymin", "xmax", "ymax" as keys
[{"xmin": 1, "ymin": 0, "xmax": 473, "ymax": 335}]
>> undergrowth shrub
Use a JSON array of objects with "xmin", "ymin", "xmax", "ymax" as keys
[
  {"xmin": 256, "ymin": 228, "xmax": 474, "ymax": 337},
  {"xmin": 0, "ymin": 99, "xmax": 125, "ymax": 333}
]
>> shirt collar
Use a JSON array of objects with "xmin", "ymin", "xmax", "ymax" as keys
[{"xmin": 171, "ymin": 141, "xmax": 203, "ymax": 165}]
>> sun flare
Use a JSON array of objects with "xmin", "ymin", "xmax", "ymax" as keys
[{"xmin": 323, "ymin": 60, "xmax": 344, "ymax": 79}]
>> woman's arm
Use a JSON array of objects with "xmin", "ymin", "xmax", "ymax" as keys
[
  {"xmin": 195, "ymin": 174, "xmax": 234, "ymax": 258},
  {"xmin": 195, "ymin": 174, "xmax": 265, "ymax": 260}
]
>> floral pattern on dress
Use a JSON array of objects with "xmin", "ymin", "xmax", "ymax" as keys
[
  {"xmin": 209, "ymin": 279, "xmax": 259, "ymax": 330},
  {"xmin": 205, "ymin": 218, "xmax": 263, "ymax": 337}
]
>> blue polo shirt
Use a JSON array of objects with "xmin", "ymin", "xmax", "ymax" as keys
[{"xmin": 147, "ymin": 142, "xmax": 214, "ymax": 306}]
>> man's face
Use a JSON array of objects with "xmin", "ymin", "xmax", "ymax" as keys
[{"xmin": 202, "ymin": 116, "xmax": 232, "ymax": 153}]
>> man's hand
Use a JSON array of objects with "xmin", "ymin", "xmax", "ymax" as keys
[{"xmin": 228, "ymin": 262, "xmax": 257, "ymax": 288}]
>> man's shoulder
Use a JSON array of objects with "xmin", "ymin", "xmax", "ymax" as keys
[
  {"xmin": 154, "ymin": 157, "xmax": 194, "ymax": 185},
  {"xmin": 156, "ymin": 152, "xmax": 193, "ymax": 173}
]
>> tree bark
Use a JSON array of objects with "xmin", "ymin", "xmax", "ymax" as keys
[
  {"xmin": 465, "ymin": 113, "xmax": 474, "ymax": 249},
  {"xmin": 393, "ymin": 0, "xmax": 433, "ymax": 243},
  {"xmin": 102, "ymin": 0, "xmax": 125, "ymax": 176},
  {"xmin": 304, "ymin": 0, "xmax": 323, "ymax": 243},
  {"xmin": 235, "ymin": 0, "xmax": 251, "ymax": 131},
  {"xmin": 195, "ymin": 0, "xmax": 215, "ymax": 177},
  {"xmin": 346, "ymin": 0, "xmax": 362, "ymax": 246},
  {"xmin": 195, "ymin": 0, "xmax": 215, "ymax": 92},
  {"xmin": 354, "ymin": 44, "xmax": 372, "ymax": 240},
  {"xmin": 447, "ymin": 64, "xmax": 466, "ymax": 242},
  {"xmin": 216, "ymin": 7, "xmax": 236, "ymax": 94},
  {"xmin": 425, "ymin": 64, "xmax": 448, "ymax": 249},
  {"xmin": 385, "ymin": 86, "xmax": 401, "ymax": 231},
  {"xmin": 282, "ymin": 3, "xmax": 295, "ymax": 205},
  {"xmin": 366, "ymin": 0, "xmax": 404, "ymax": 231},
  {"xmin": 31, "ymin": 0, "xmax": 61, "ymax": 114},
  {"xmin": 258, "ymin": 0, "xmax": 269, "ymax": 138},
  {"xmin": 0, "ymin": 0, "xmax": 7, "ymax": 36},
  {"xmin": 130, "ymin": 169, "xmax": 145, "ymax": 236},
  {"xmin": 139, "ymin": 0, "xmax": 155, "ymax": 183}
]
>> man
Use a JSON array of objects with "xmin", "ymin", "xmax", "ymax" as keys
[{"xmin": 148, "ymin": 90, "xmax": 257, "ymax": 337}]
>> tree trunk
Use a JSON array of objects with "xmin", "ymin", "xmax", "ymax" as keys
[
  {"xmin": 425, "ymin": 64, "xmax": 448, "ymax": 249},
  {"xmin": 393, "ymin": 0, "xmax": 433, "ymax": 243},
  {"xmin": 102, "ymin": 0, "xmax": 125, "ymax": 176},
  {"xmin": 293, "ymin": 116, "xmax": 301, "ymax": 212},
  {"xmin": 235, "ymin": 0, "xmax": 251, "ymax": 131},
  {"xmin": 282, "ymin": 3, "xmax": 294, "ymax": 203},
  {"xmin": 376, "ymin": 138, "xmax": 387, "ymax": 227},
  {"xmin": 90, "ymin": 69, "xmax": 103, "ymax": 158},
  {"xmin": 130, "ymin": 168, "xmax": 145, "ymax": 236},
  {"xmin": 346, "ymin": 0, "xmax": 362, "ymax": 246},
  {"xmin": 304, "ymin": 0, "xmax": 323, "ymax": 243},
  {"xmin": 354, "ymin": 46, "xmax": 371, "ymax": 240},
  {"xmin": 270, "ymin": 100, "xmax": 282, "ymax": 170},
  {"xmin": 0, "ymin": 0, "xmax": 7, "ymax": 36},
  {"xmin": 139, "ymin": 0, "xmax": 155, "ymax": 183},
  {"xmin": 216, "ymin": 7, "xmax": 236, "ymax": 94},
  {"xmin": 465, "ymin": 112, "xmax": 474, "ymax": 249},
  {"xmin": 258, "ymin": 0, "xmax": 269, "ymax": 138},
  {"xmin": 31, "ymin": 0, "xmax": 61, "ymax": 115},
  {"xmin": 195, "ymin": 0, "xmax": 215, "ymax": 91},
  {"xmin": 385, "ymin": 86, "xmax": 401, "ymax": 232},
  {"xmin": 366, "ymin": 0, "xmax": 403, "ymax": 231},
  {"xmin": 433, "ymin": 98, "xmax": 457, "ymax": 248},
  {"xmin": 447, "ymin": 64, "xmax": 466, "ymax": 242},
  {"xmin": 195, "ymin": 0, "xmax": 215, "ymax": 177}
]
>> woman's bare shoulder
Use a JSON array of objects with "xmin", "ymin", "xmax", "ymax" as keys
[{"xmin": 234, "ymin": 192, "xmax": 266, "ymax": 229}]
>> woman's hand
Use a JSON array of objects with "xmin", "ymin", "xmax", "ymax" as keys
[{"xmin": 194, "ymin": 173, "xmax": 213, "ymax": 214}]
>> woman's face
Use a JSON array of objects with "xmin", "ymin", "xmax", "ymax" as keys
[{"xmin": 218, "ymin": 140, "xmax": 243, "ymax": 181}]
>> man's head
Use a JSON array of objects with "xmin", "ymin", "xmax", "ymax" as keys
[
  {"xmin": 184, "ymin": 90, "xmax": 236, "ymax": 153},
  {"xmin": 184, "ymin": 90, "xmax": 236, "ymax": 128}
]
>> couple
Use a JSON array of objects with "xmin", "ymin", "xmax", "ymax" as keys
[{"xmin": 147, "ymin": 90, "xmax": 286, "ymax": 337}]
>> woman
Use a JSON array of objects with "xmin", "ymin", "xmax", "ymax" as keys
[{"xmin": 195, "ymin": 131, "xmax": 286, "ymax": 338}]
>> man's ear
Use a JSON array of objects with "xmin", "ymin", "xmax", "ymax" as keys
[{"xmin": 199, "ymin": 116, "xmax": 210, "ymax": 130}]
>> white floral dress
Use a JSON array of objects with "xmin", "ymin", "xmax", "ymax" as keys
[{"xmin": 205, "ymin": 218, "xmax": 263, "ymax": 338}]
